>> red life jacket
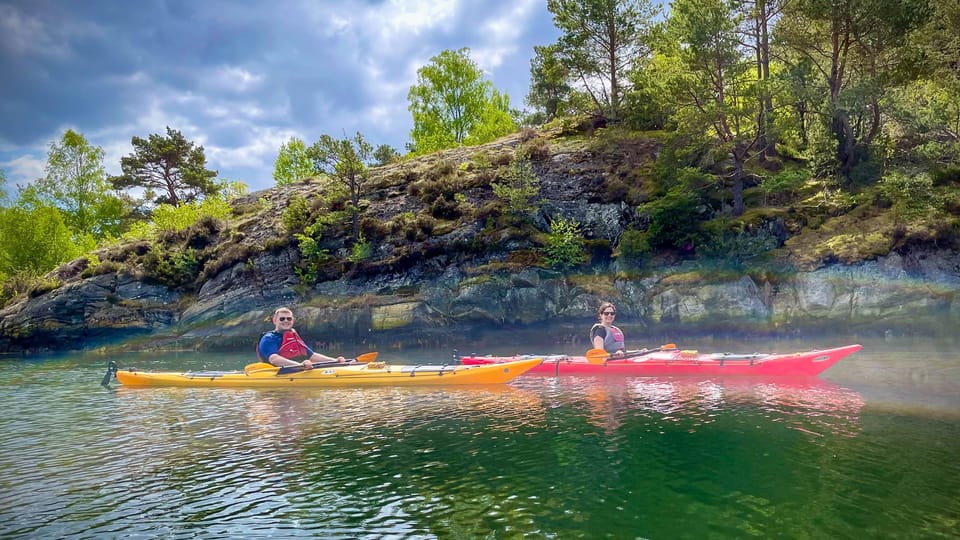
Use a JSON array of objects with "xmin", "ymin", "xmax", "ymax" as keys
[
  {"xmin": 277, "ymin": 329, "xmax": 310, "ymax": 360},
  {"xmin": 257, "ymin": 329, "xmax": 310, "ymax": 362}
]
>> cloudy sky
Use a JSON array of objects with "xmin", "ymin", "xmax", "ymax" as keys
[{"xmin": 0, "ymin": 0, "xmax": 559, "ymax": 194}]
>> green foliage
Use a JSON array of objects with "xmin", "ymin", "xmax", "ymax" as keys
[
  {"xmin": 931, "ymin": 165, "xmax": 960, "ymax": 187},
  {"xmin": 111, "ymin": 126, "xmax": 220, "ymax": 207},
  {"xmin": 543, "ymin": 216, "xmax": 587, "ymax": 269},
  {"xmin": 219, "ymin": 179, "xmax": 248, "ymax": 201},
  {"xmin": 526, "ymin": 44, "xmax": 573, "ymax": 123},
  {"xmin": 153, "ymin": 197, "xmax": 231, "ymax": 232},
  {"xmin": 0, "ymin": 205, "xmax": 82, "ymax": 277},
  {"xmin": 348, "ymin": 235, "xmax": 373, "ymax": 263},
  {"xmin": 698, "ymin": 221, "xmax": 778, "ymax": 266},
  {"xmin": 623, "ymin": 55, "xmax": 676, "ymax": 130},
  {"xmin": 273, "ymin": 137, "xmax": 315, "ymax": 186},
  {"xmin": 307, "ymin": 132, "xmax": 373, "ymax": 242},
  {"xmin": 761, "ymin": 168, "xmax": 810, "ymax": 206},
  {"xmin": 878, "ymin": 171, "xmax": 938, "ymax": 220},
  {"xmin": 293, "ymin": 232, "xmax": 330, "ymax": 285},
  {"xmin": 121, "ymin": 221, "xmax": 154, "ymax": 241},
  {"xmin": 32, "ymin": 129, "xmax": 123, "ymax": 240},
  {"xmin": 516, "ymin": 136, "xmax": 551, "ymax": 161},
  {"xmin": 778, "ymin": 0, "xmax": 933, "ymax": 179},
  {"xmin": 546, "ymin": 0, "xmax": 659, "ymax": 119},
  {"xmin": 119, "ymin": 196, "xmax": 230, "ymax": 241},
  {"xmin": 27, "ymin": 276, "xmax": 62, "ymax": 297},
  {"xmin": 618, "ymin": 228, "xmax": 651, "ymax": 262},
  {"xmin": 639, "ymin": 170, "xmax": 707, "ymax": 250},
  {"xmin": 373, "ymin": 144, "xmax": 401, "ymax": 166},
  {"xmin": 491, "ymin": 159, "xmax": 541, "ymax": 219},
  {"xmin": 142, "ymin": 245, "xmax": 199, "ymax": 288},
  {"xmin": 282, "ymin": 195, "xmax": 311, "ymax": 233},
  {"xmin": 408, "ymin": 48, "xmax": 515, "ymax": 154},
  {"xmin": 0, "ymin": 168, "xmax": 7, "ymax": 206}
]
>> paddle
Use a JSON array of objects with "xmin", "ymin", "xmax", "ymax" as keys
[
  {"xmin": 585, "ymin": 344, "xmax": 677, "ymax": 365},
  {"xmin": 101, "ymin": 360, "xmax": 118, "ymax": 387},
  {"xmin": 243, "ymin": 351, "xmax": 378, "ymax": 376}
]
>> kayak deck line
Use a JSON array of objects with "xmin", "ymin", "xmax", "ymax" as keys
[
  {"xmin": 460, "ymin": 345, "xmax": 862, "ymax": 377},
  {"xmin": 103, "ymin": 357, "xmax": 542, "ymax": 387}
]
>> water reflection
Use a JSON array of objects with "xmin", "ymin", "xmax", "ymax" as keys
[
  {"xmin": 517, "ymin": 376, "xmax": 865, "ymax": 438},
  {"xmin": 5, "ymin": 354, "xmax": 954, "ymax": 539}
]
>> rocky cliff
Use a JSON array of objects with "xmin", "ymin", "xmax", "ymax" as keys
[{"xmin": 2, "ymin": 124, "xmax": 958, "ymax": 353}]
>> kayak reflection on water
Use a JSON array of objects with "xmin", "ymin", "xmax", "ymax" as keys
[{"xmin": 535, "ymin": 376, "xmax": 865, "ymax": 437}]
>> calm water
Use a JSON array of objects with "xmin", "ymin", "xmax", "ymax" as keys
[{"xmin": 1, "ymin": 336, "xmax": 958, "ymax": 539}]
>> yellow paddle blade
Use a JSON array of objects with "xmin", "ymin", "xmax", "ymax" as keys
[
  {"xmin": 244, "ymin": 362, "xmax": 278, "ymax": 376},
  {"xmin": 585, "ymin": 348, "xmax": 610, "ymax": 364},
  {"xmin": 355, "ymin": 352, "xmax": 378, "ymax": 363}
]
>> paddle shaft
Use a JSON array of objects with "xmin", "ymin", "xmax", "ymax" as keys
[
  {"xmin": 276, "ymin": 359, "xmax": 355, "ymax": 375},
  {"xmin": 585, "ymin": 343, "xmax": 677, "ymax": 364},
  {"xmin": 246, "ymin": 351, "xmax": 378, "ymax": 376},
  {"xmin": 617, "ymin": 347, "xmax": 666, "ymax": 360}
]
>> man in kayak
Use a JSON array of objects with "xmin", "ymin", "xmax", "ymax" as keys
[
  {"xmin": 257, "ymin": 307, "xmax": 346, "ymax": 369},
  {"xmin": 591, "ymin": 302, "xmax": 626, "ymax": 356}
]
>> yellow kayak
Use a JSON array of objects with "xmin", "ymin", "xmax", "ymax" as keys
[{"xmin": 109, "ymin": 358, "xmax": 541, "ymax": 388}]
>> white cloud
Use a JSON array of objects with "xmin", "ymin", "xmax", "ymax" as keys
[
  {"xmin": 1, "ymin": 154, "xmax": 45, "ymax": 184},
  {"xmin": 206, "ymin": 126, "xmax": 304, "ymax": 178},
  {"xmin": 0, "ymin": 4, "xmax": 65, "ymax": 59},
  {"xmin": 472, "ymin": 0, "xmax": 539, "ymax": 72},
  {"xmin": 371, "ymin": 0, "xmax": 459, "ymax": 42},
  {"xmin": 0, "ymin": 0, "xmax": 558, "ymax": 193},
  {"xmin": 211, "ymin": 66, "xmax": 265, "ymax": 92}
]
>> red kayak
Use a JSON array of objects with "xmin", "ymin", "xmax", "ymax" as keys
[{"xmin": 460, "ymin": 344, "xmax": 861, "ymax": 377}]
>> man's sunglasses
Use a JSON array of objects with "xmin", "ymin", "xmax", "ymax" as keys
[{"xmin": 278, "ymin": 316, "xmax": 294, "ymax": 322}]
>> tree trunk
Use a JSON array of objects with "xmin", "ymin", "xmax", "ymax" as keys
[
  {"xmin": 796, "ymin": 100, "xmax": 808, "ymax": 146},
  {"xmin": 831, "ymin": 111, "xmax": 856, "ymax": 178},
  {"xmin": 754, "ymin": 12, "xmax": 768, "ymax": 164},
  {"xmin": 759, "ymin": 0, "xmax": 777, "ymax": 158},
  {"xmin": 732, "ymin": 143, "xmax": 747, "ymax": 216}
]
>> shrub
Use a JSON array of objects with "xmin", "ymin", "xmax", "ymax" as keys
[
  {"xmin": 348, "ymin": 235, "xmax": 373, "ymax": 263},
  {"xmin": 517, "ymin": 137, "xmax": 551, "ymax": 161},
  {"xmin": 761, "ymin": 168, "xmax": 809, "ymax": 206},
  {"xmin": 153, "ymin": 198, "xmax": 231, "ymax": 233},
  {"xmin": 878, "ymin": 171, "xmax": 937, "ymax": 220},
  {"xmin": 618, "ymin": 228, "xmax": 650, "ymax": 262},
  {"xmin": 639, "ymin": 184, "xmax": 705, "ymax": 250},
  {"xmin": 543, "ymin": 217, "xmax": 587, "ymax": 269},
  {"xmin": 142, "ymin": 246, "xmax": 200, "ymax": 288},
  {"xmin": 28, "ymin": 277, "xmax": 62, "ymax": 297},
  {"xmin": 293, "ymin": 233, "xmax": 330, "ymax": 285},
  {"xmin": 931, "ymin": 165, "xmax": 960, "ymax": 186},
  {"xmin": 359, "ymin": 216, "xmax": 391, "ymax": 241},
  {"xmin": 491, "ymin": 158, "xmax": 541, "ymax": 219},
  {"xmin": 430, "ymin": 195, "xmax": 461, "ymax": 219},
  {"xmin": 283, "ymin": 195, "xmax": 311, "ymax": 233}
]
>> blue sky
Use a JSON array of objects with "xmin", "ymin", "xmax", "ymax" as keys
[{"xmin": 0, "ymin": 0, "xmax": 559, "ymax": 194}]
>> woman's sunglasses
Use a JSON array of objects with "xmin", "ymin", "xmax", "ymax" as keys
[{"xmin": 602, "ymin": 311, "xmax": 616, "ymax": 316}]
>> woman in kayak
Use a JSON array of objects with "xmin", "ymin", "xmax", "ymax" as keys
[
  {"xmin": 257, "ymin": 307, "xmax": 345, "ymax": 369},
  {"xmin": 591, "ymin": 302, "xmax": 625, "ymax": 356}
]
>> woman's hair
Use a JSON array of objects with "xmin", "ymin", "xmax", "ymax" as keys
[{"xmin": 597, "ymin": 301, "xmax": 616, "ymax": 320}]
